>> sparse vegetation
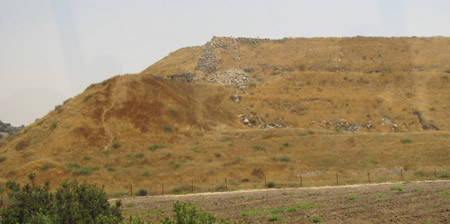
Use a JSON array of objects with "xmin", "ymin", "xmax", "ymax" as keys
[
  {"xmin": 135, "ymin": 152, "xmax": 144, "ymax": 158},
  {"xmin": 0, "ymin": 156, "xmax": 5, "ymax": 163},
  {"xmin": 148, "ymin": 144, "xmax": 164, "ymax": 151},
  {"xmin": 83, "ymin": 94, "xmax": 93, "ymax": 102},
  {"xmin": 40, "ymin": 163, "xmax": 52, "ymax": 171},
  {"xmin": 272, "ymin": 155, "xmax": 291, "ymax": 162},
  {"xmin": 164, "ymin": 124, "xmax": 174, "ymax": 132},
  {"xmin": 440, "ymin": 189, "xmax": 450, "ymax": 195},
  {"xmin": 348, "ymin": 194, "xmax": 357, "ymax": 200},
  {"xmin": 390, "ymin": 186, "xmax": 403, "ymax": 191},
  {"xmin": 253, "ymin": 144, "xmax": 265, "ymax": 151},
  {"xmin": 83, "ymin": 156, "xmax": 91, "ymax": 161},
  {"xmin": 73, "ymin": 166, "xmax": 100, "ymax": 176},
  {"xmin": 401, "ymin": 139, "xmax": 412, "ymax": 144},
  {"xmin": 268, "ymin": 215, "xmax": 282, "ymax": 222},
  {"xmin": 191, "ymin": 147, "xmax": 201, "ymax": 152},
  {"xmin": 51, "ymin": 121, "xmax": 57, "ymax": 129},
  {"xmin": 311, "ymin": 216, "xmax": 323, "ymax": 223},
  {"xmin": 142, "ymin": 171, "xmax": 151, "ymax": 177}
]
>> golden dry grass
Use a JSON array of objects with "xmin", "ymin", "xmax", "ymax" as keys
[{"xmin": 0, "ymin": 37, "xmax": 449, "ymax": 195}]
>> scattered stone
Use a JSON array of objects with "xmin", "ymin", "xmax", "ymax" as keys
[
  {"xmin": 367, "ymin": 69, "xmax": 380, "ymax": 73},
  {"xmin": 230, "ymin": 95, "xmax": 242, "ymax": 103},
  {"xmin": 243, "ymin": 67, "xmax": 254, "ymax": 73},
  {"xmin": 170, "ymin": 72, "xmax": 194, "ymax": 83},
  {"xmin": 239, "ymin": 113, "xmax": 286, "ymax": 129},
  {"xmin": 235, "ymin": 37, "xmax": 270, "ymax": 45}
]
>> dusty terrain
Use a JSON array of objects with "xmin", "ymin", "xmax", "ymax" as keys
[
  {"xmin": 0, "ymin": 36, "xmax": 449, "ymax": 195},
  {"xmin": 118, "ymin": 180, "xmax": 450, "ymax": 223}
]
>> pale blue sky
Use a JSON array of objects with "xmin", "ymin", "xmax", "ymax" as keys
[{"xmin": 1, "ymin": 0, "xmax": 449, "ymax": 126}]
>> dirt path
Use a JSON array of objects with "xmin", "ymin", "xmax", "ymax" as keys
[
  {"xmin": 101, "ymin": 76, "xmax": 121, "ymax": 151},
  {"xmin": 115, "ymin": 180, "xmax": 450, "ymax": 223}
]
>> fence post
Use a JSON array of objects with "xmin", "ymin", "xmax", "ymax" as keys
[
  {"xmin": 130, "ymin": 183, "xmax": 133, "ymax": 197},
  {"xmin": 400, "ymin": 169, "xmax": 404, "ymax": 181},
  {"xmin": 434, "ymin": 168, "xmax": 437, "ymax": 178},
  {"xmin": 336, "ymin": 172, "xmax": 339, "ymax": 185},
  {"xmin": 264, "ymin": 175, "xmax": 267, "ymax": 188},
  {"xmin": 225, "ymin": 178, "xmax": 228, "ymax": 191},
  {"xmin": 367, "ymin": 171, "xmax": 371, "ymax": 184}
]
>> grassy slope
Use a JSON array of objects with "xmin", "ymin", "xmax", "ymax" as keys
[{"xmin": 0, "ymin": 37, "xmax": 449, "ymax": 194}]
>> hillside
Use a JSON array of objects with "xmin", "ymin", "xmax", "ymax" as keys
[{"xmin": 0, "ymin": 36, "xmax": 449, "ymax": 194}]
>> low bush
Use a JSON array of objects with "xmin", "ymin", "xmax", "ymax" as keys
[
  {"xmin": 312, "ymin": 216, "xmax": 323, "ymax": 223},
  {"xmin": 135, "ymin": 152, "xmax": 144, "ymax": 158},
  {"xmin": 0, "ymin": 156, "xmax": 5, "ymax": 163},
  {"xmin": 268, "ymin": 215, "xmax": 282, "ymax": 222},
  {"xmin": 267, "ymin": 181, "xmax": 276, "ymax": 188},
  {"xmin": 137, "ymin": 189, "xmax": 147, "ymax": 196},
  {"xmin": 83, "ymin": 94, "xmax": 93, "ymax": 102},
  {"xmin": 112, "ymin": 141, "xmax": 121, "ymax": 149},
  {"xmin": 0, "ymin": 173, "xmax": 122, "ymax": 223},
  {"xmin": 347, "ymin": 194, "xmax": 357, "ymax": 200},
  {"xmin": 161, "ymin": 201, "xmax": 215, "ymax": 224}
]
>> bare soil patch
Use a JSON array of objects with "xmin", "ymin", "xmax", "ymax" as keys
[{"xmin": 116, "ymin": 180, "xmax": 450, "ymax": 223}]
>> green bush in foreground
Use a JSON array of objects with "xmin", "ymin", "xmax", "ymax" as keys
[
  {"xmin": 161, "ymin": 201, "xmax": 216, "ymax": 224},
  {"xmin": 0, "ymin": 173, "xmax": 122, "ymax": 224}
]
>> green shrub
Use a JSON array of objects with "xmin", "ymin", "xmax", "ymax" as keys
[
  {"xmin": 135, "ymin": 152, "xmax": 144, "ymax": 158},
  {"xmin": 0, "ymin": 156, "xmax": 5, "ymax": 163},
  {"xmin": 0, "ymin": 173, "xmax": 122, "ymax": 223},
  {"xmin": 40, "ymin": 163, "xmax": 52, "ymax": 171},
  {"xmin": 347, "ymin": 194, "xmax": 357, "ymax": 200},
  {"xmin": 267, "ymin": 181, "xmax": 276, "ymax": 188},
  {"xmin": 106, "ymin": 163, "xmax": 116, "ymax": 172},
  {"xmin": 83, "ymin": 94, "xmax": 93, "ymax": 102},
  {"xmin": 287, "ymin": 205, "xmax": 297, "ymax": 212},
  {"xmin": 164, "ymin": 124, "xmax": 174, "ymax": 132},
  {"xmin": 142, "ymin": 171, "xmax": 151, "ymax": 177},
  {"xmin": 282, "ymin": 142, "xmax": 290, "ymax": 147},
  {"xmin": 51, "ymin": 121, "xmax": 57, "ymax": 129},
  {"xmin": 83, "ymin": 156, "xmax": 91, "ymax": 161},
  {"xmin": 161, "ymin": 201, "xmax": 215, "ymax": 224},
  {"xmin": 68, "ymin": 162, "xmax": 80, "ymax": 168},
  {"xmin": 269, "ymin": 208, "xmax": 285, "ymax": 214},
  {"xmin": 440, "ymin": 190, "xmax": 450, "ymax": 195},
  {"xmin": 390, "ymin": 186, "xmax": 403, "ymax": 191},
  {"xmin": 148, "ymin": 144, "xmax": 164, "ymax": 151},
  {"xmin": 272, "ymin": 155, "xmax": 291, "ymax": 162},
  {"xmin": 112, "ymin": 141, "xmax": 121, "ymax": 149},
  {"xmin": 312, "ymin": 216, "xmax": 323, "ymax": 223},
  {"xmin": 253, "ymin": 144, "xmax": 265, "ymax": 151},
  {"xmin": 73, "ymin": 166, "xmax": 99, "ymax": 176},
  {"xmin": 137, "ymin": 189, "xmax": 147, "ymax": 196},
  {"xmin": 191, "ymin": 147, "xmax": 201, "ymax": 152},
  {"xmin": 401, "ymin": 139, "xmax": 412, "ymax": 144},
  {"xmin": 268, "ymin": 215, "xmax": 282, "ymax": 222}
]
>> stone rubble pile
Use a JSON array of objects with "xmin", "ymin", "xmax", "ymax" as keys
[
  {"xmin": 194, "ymin": 41, "xmax": 218, "ymax": 73},
  {"xmin": 323, "ymin": 119, "xmax": 372, "ymax": 132},
  {"xmin": 413, "ymin": 110, "xmax": 439, "ymax": 130},
  {"xmin": 239, "ymin": 113, "xmax": 286, "ymax": 129},
  {"xmin": 230, "ymin": 95, "xmax": 242, "ymax": 103},
  {"xmin": 206, "ymin": 68, "xmax": 248, "ymax": 89},
  {"xmin": 235, "ymin": 37, "xmax": 270, "ymax": 45}
]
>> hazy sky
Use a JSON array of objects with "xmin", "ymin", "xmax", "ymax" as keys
[{"xmin": 1, "ymin": 0, "xmax": 449, "ymax": 126}]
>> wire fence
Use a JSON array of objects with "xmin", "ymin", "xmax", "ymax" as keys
[{"xmin": 124, "ymin": 168, "xmax": 449, "ymax": 197}]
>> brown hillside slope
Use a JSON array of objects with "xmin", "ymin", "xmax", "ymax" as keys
[{"xmin": 0, "ymin": 37, "xmax": 449, "ymax": 194}]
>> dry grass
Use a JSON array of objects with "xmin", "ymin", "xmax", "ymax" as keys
[{"xmin": 0, "ymin": 37, "xmax": 449, "ymax": 194}]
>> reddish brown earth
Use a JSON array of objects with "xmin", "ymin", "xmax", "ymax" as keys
[{"xmin": 116, "ymin": 180, "xmax": 450, "ymax": 224}]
